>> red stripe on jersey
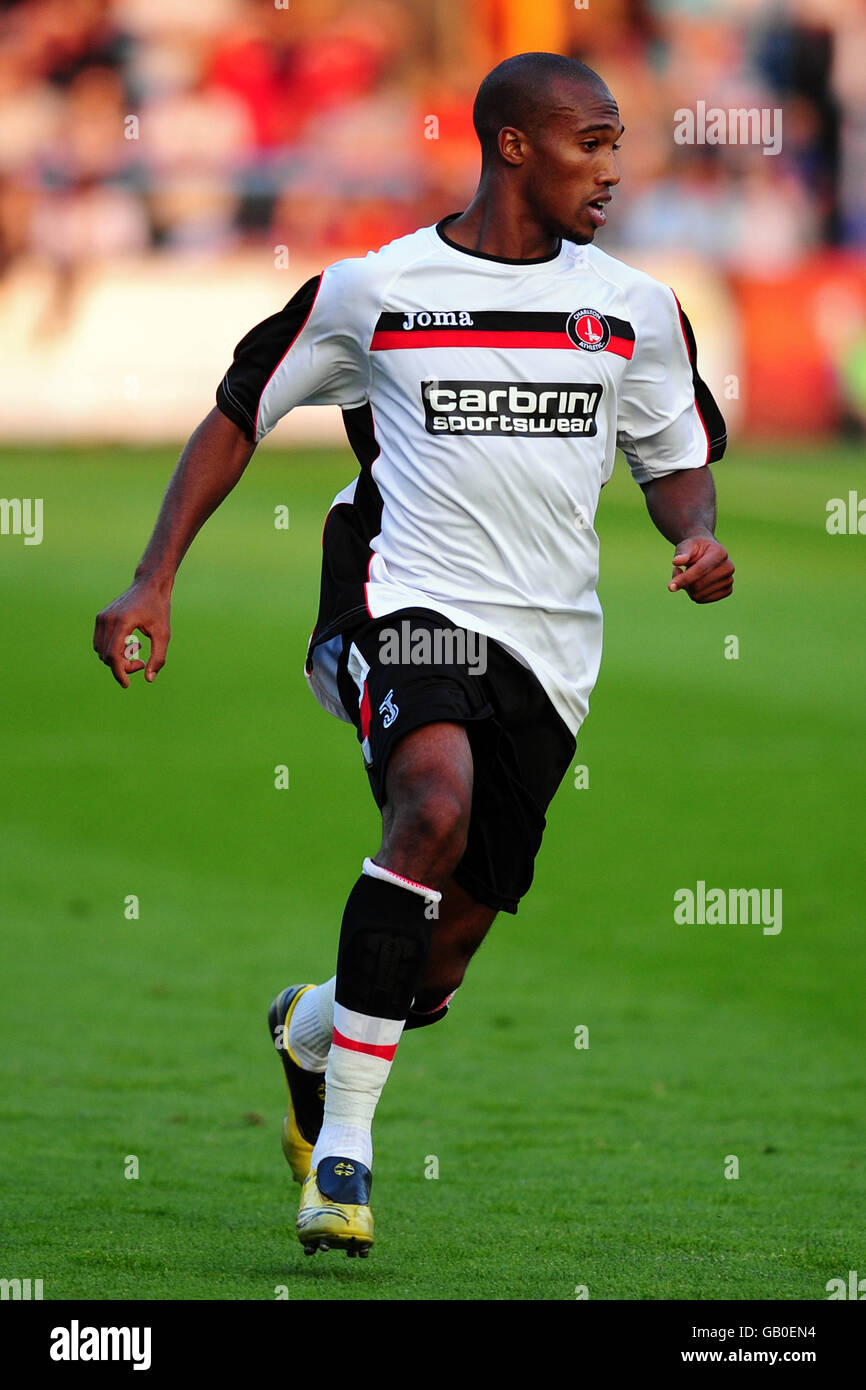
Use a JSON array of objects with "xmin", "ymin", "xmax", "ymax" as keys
[
  {"xmin": 359, "ymin": 681, "xmax": 371, "ymax": 739},
  {"xmin": 370, "ymin": 329, "xmax": 634, "ymax": 358},
  {"xmin": 332, "ymin": 1027, "xmax": 398, "ymax": 1061},
  {"xmin": 672, "ymin": 292, "xmax": 709, "ymax": 465},
  {"xmin": 606, "ymin": 335, "xmax": 635, "ymax": 360}
]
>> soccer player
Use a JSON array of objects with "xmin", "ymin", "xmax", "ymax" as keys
[{"xmin": 93, "ymin": 52, "xmax": 734, "ymax": 1258}]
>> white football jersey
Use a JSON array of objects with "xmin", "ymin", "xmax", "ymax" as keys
[{"xmin": 216, "ymin": 216, "xmax": 725, "ymax": 735}]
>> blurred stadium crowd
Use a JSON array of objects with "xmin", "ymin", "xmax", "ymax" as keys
[
  {"xmin": 2, "ymin": 0, "xmax": 865, "ymax": 439},
  {"xmin": 1, "ymin": 0, "xmax": 864, "ymax": 274}
]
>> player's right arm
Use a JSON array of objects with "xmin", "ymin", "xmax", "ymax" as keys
[
  {"xmin": 93, "ymin": 406, "xmax": 256, "ymax": 687},
  {"xmin": 94, "ymin": 261, "xmax": 374, "ymax": 688}
]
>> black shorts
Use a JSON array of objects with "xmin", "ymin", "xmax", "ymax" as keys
[{"xmin": 334, "ymin": 607, "xmax": 576, "ymax": 914}]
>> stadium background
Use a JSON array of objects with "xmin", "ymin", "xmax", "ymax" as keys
[
  {"xmin": 3, "ymin": 0, "xmax": 866, "ymax": 439},
  {"xmin": 1, "ymin": 0, "xmax": 864, "ymax": 1303}
]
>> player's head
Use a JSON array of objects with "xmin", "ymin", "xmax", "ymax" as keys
[{"xmin": 472, "ymin": 52, "xmax": 623, "ymax": 245}]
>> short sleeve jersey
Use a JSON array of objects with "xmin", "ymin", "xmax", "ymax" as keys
[{"xmin": 216, "ymin": 215, "xmax": 726, "ymax": 735}]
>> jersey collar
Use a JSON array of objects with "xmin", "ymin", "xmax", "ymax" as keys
[{"xmin": 435, "ymin": 213, "xmax": 564, "ymax": 267}]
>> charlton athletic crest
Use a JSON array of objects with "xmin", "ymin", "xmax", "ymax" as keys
[{"xmin": 566, "ymin": 308, "xmax": 610, "ymax": 352}]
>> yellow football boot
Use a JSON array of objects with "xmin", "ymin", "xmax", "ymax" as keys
[
  {"xmin": 296, "ymin": 1157, "xmax": 374, "ymax": 1257},
  {"xmin": 267, "ymin": 985, "xmax": 326, "ymax": 1184}
]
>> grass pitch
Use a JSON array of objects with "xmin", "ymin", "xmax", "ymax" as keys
[{"xmin": 0, "ymin": 440, "xmax": 863, "ymax": 1300}]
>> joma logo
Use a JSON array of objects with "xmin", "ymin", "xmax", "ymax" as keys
[{"xmin": 402, "ymin": 310, "xmax": 475, "ymax": 329}]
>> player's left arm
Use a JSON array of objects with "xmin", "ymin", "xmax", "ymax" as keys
[
  {"xmin": 641, "ymin": 466, "xmax": 734, "ymax": 603},
  {"xmin": 616, "ymin": 280, "xmax": 733, "ymax": 603}
]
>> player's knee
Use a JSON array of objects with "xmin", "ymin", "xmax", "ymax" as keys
[
  {"xmin": 410, "ymin": 785, "xmax": 470, "ymax": 864},
  {"xmin": 391, "ymin": 782, "xmax": 470, "ymax": 876}
]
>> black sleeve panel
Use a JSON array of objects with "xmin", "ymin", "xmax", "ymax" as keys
[
  {"xmin": 215, "ymin": 274, "xmax": 323, "ymax": 442},
  {"xmin": 678, "ymin": 306, "xmax": 728, "ymax": 464}
]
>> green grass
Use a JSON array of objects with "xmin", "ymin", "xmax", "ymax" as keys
[{"xmin": 0, "ymin": 440, "xmax": 863, "ymax": 1300}]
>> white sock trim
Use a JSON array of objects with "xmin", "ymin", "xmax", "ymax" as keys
[
  {"xmin": 334, "ymin": 1002, "xmax": 404, "ymax": 1048},
  {"xmin": 362, "ymin": 856, "xmax": 442, "ymax": 903},
  {"xmin": 312, "ymin": 1124, "xmax": 372, "ymax": 1172}
]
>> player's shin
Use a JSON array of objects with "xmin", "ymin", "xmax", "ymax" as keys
[{"xmin": 310, "ymin": 859, "xmax": 441, "ymax": 1171}]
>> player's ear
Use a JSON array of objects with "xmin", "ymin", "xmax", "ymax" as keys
[{"xmin": 498, "ymin": 126, "xmax": 528, "ymax": 166}]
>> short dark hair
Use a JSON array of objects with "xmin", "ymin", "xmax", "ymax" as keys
[{"xmin": 473, "ymin": 52, "xmax": 608, "ymax": 165}]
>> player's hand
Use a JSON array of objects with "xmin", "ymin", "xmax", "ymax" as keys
[
  {"xmin": 93, "ymin": 580, "xmax": 172, "ymax": 688},
  {"xmin": 668, "ymin": 533, "xmax": 735, "ymax": 604}
]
